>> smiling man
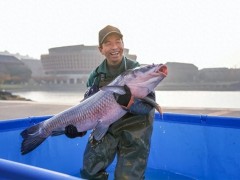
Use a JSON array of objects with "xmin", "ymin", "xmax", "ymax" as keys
[{"xmin": 65, "ymin": 25, "xmax": 156, "ymax": 180}]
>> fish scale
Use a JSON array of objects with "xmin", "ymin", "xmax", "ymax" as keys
[{"xmin": 44, "ymin": 91, "xmax": 119, "ymax": 134}]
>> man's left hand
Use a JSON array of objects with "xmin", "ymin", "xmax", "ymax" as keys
[{"xmin": 65, "ymin": 124, "xmax": 87, "ymax": 138}]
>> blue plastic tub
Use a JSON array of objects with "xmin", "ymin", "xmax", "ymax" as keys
[{"xmin": 0, "ymin": 113, "xmax": 240, "ymax": 179}]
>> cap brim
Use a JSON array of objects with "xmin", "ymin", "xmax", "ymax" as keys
[{"xmin": 100, "ymin": 31, "xmax": 123, "ymax": 44}]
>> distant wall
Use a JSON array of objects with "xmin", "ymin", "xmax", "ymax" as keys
[{"xmin": 163, "ymin": 62, "xmax": 240, "ymax": 84}]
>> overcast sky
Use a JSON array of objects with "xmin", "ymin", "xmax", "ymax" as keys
[{"xmin": 1, "ymin": 0, "xmax": 240, "ymax": 69}]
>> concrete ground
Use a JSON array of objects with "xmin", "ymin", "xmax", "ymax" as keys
[{"xmin": 1, "ymin": 100, "xmax": 239, "ymax": 120}]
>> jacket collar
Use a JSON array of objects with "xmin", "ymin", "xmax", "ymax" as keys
[{"xmin": 97, "ymin": 56, "xmax": 126, "ymax": 75}]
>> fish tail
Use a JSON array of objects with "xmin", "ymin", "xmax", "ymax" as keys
[{"xmin": 21, "ymin": 123, "xmax": 47, "ymax": 155}]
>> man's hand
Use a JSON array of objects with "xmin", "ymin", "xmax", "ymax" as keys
[
  {"xmin": 115, "ymin": 85, "xmax": 134, "ymax": 108},
  {"xmin": 65, "ymin": 124, "xmax": 87, "ymax": 138}
]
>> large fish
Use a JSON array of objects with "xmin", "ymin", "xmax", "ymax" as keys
[{"xmin": 21, "ymin": 64, "xmax": 168, "ymax": 155}]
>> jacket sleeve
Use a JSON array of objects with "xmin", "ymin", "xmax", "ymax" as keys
[
  {"xmin": 84, "ymin": 71, "xmax": 100, "ymax": 98},
  {"xmin": 86, "ymin": 71, "xmax": 96, "ymax": 88}
]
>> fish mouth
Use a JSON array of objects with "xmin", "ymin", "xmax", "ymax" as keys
[{"xmin": 156, "ymin": 64, "xmax": 168, "ymax": 77}]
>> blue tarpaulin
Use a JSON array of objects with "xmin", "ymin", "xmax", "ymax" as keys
[{"xmin": 0, "ymin": 113, "xmax": 240, "ymax": 179}]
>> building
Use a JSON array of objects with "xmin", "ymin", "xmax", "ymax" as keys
[
  {"xmin": 40, "ymin": 45, "xmax": 137, "ymax": 84},
  {"xmin": 20, "ymin": 58, "xmax": 46, "ymax": 83},
  {"xmin": 0, "ymin": 53, "xmax": 32, "ymax": 83},
  {"xmin": 199, "ymin": 67, "xmax": 240, "ymax": 82},
  {"xmin": 164, "ymin": 62, "xmax": 199, "ymax": 83}
]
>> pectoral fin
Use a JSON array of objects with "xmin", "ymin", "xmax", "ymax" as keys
[
  {"xmin": 92, "ymin": 120, "xmax": 110, "ymax": 141},
  {"xmin": 142, "ymin": 96, "xmax": 163, "ymax": 114}
]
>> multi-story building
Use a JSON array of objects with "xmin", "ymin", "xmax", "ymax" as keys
[{"xmin": 41, "ymin": 45, "xmax": 137, "ymax": 84}]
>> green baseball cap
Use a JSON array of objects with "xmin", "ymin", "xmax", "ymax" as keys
[{"xmin": 99, "ymin": 25, "xmax": 123, "ymax": 46}]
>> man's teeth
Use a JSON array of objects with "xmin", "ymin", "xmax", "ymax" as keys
[{"xmin": 111, "ymin": 52, "xmax": 119, "ymax": 55}]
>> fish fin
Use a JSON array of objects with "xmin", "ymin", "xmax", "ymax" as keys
[
  {"xmin": 20, "ymin": 123, "xmax": 47, "ymax": 155},
  {"xmin": 51, "ymin": 130, "xmax": 65, "ymax": 136},
  {"xmin": 21, "ymin": 123, "xmax": 41, "ymax": 138},
  {"xmin": 92, "ymin": 120, "xmax": 110, "ymax": 141},
  {"xmin": 141, "ymin": 96, "xmax": 163, "ymax": 114},
  {"xmin": 100, "ymin": 86, "xmax": 126, "ymax": 95},
  {"xmin": 51, "ymin": 127, "xmax": 65, "ymax": 136}
]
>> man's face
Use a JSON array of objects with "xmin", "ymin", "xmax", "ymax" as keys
[{"xmin": 99, "ymin": 33, "xmax": 124, "ymax": 66}]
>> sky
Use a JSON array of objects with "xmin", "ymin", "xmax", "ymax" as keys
[{"xmin": 1, "ymin": 0, "xmax": 240, "ymax": 69}]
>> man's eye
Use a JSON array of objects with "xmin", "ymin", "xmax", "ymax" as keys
[{"xmin": 105, "ymin": 42, "xmax": 111, "ymax": 46}]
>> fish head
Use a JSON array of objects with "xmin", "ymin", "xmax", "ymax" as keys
[{"xmin": 111, "ymin": 64, "xmax": 168, "ymax": 98}]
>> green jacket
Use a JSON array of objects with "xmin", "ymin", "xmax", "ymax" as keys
[{"xmin": 86, "ymin": 57, "xmax": 140, "ymax": 88}]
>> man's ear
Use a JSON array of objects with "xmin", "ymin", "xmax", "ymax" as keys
[{"xmin": 98, "ymin": 46, "xmax": 104, "ymax": 55}]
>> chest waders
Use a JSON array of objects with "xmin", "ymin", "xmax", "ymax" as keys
[{"xmin": 80, "ymin": 59, "xmax": 154, "ymax": 180}]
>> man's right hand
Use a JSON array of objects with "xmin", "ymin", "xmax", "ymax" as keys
[
  {"xmin": 65, "ymin": 124, "xmax": 87, "ymax": 138},
  {"xmin": 115, "ymin": 85, "xmax": 134, "ymax": 109}
]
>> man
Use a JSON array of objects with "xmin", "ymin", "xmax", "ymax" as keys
[{"xmin": 65, "ymin": 25, "xmax": 155, "ymax": 179}]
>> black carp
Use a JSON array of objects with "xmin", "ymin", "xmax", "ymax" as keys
[{"xmin": 21, "ymin": 64, "xmax": 168, "ymax": 155}]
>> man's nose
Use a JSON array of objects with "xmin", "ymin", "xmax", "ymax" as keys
[{"xmin": 110, "ymin": 43, "xmax": 118, "ymax": 49}]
